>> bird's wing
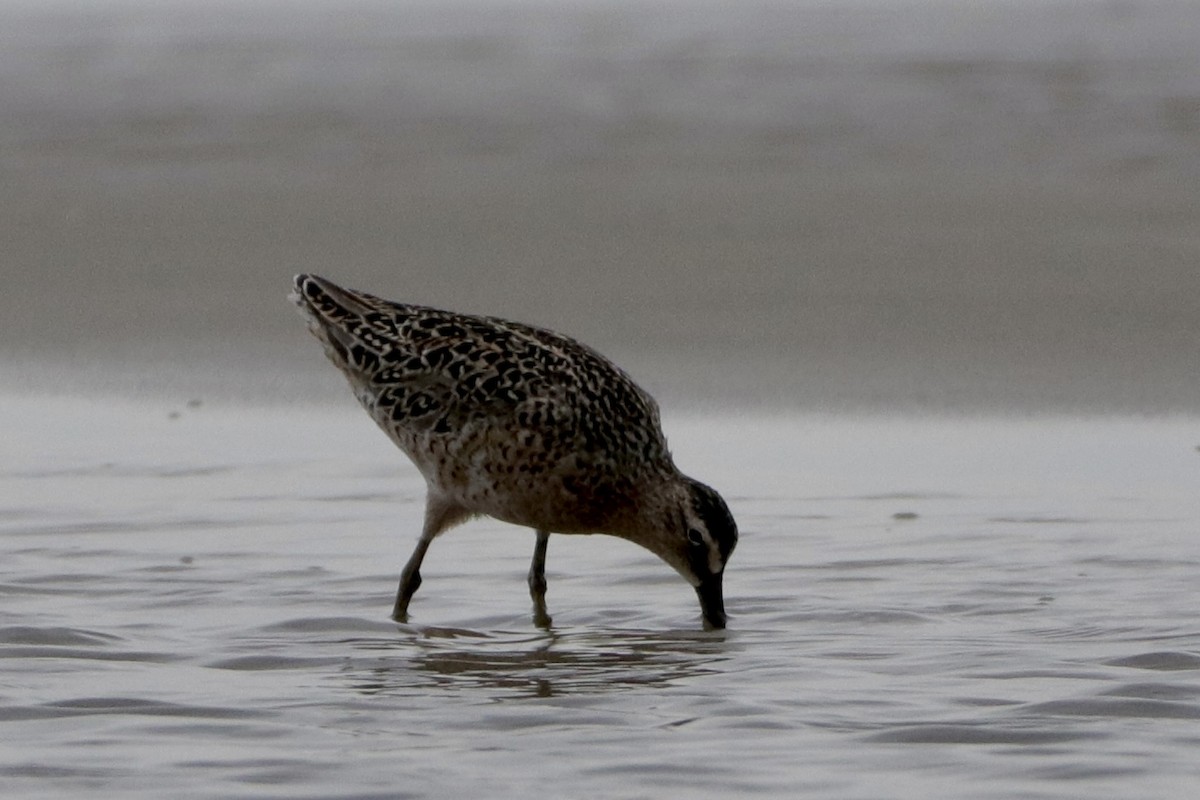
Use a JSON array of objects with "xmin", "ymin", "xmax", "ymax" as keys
[{"xmin": 293, "ymin": 275, "xmax": 667, "ymax": 463}]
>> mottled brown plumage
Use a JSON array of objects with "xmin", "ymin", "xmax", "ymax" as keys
[{"xmin": 291, "ymin": 274, "xmax": 737, "ymax": 629}]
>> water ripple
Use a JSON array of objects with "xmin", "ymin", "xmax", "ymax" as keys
[
  {"xmin": 865, "ymin": 723, "xmax": 1098, "ymax": 745},
  {"xmin": 1, "ymin": 698, "xmax": 267, "ymax": 722},
  {"xmin": 1026, "ymin": 698, "xmax": 1200, "ymax": 720},
  {"xmin": 335, "ymin": 626, "xmax": 729, "ymax": 699},
  {"xmin": 0, "ymin": 626, "xmax": 123, "ymax": 647},
  {"xmin": 1106, "ymin": 651, "xmax": 1200, "ymax": 671}
]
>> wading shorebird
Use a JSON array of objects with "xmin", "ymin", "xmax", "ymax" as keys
[{"xmin": 291, "ymin": 275, "xmax": 737, "ymax": 629}]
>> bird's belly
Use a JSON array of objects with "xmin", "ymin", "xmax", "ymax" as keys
[
  {"xmin": 400, "ymin": 432, "xmax": 631, "ymax": 534},
  {"xmin": 440, "ymin": 463, "xmax": 613, "ymax": 534}
]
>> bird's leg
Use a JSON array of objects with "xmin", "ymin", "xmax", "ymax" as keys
[
  {"xmin": 528, "ymin": 530, "xmax": 549, "ymax": 595},
  {"xmin": 392, "ymin": 531, "xmax": 433, "ymax": 621},
  {"xmin": 393, "ymin": 495, "xmax": 467, "ymax": 622},
  {"xmin": 529, "ymin": 529, "xmax": 552, "ymax": 628}
]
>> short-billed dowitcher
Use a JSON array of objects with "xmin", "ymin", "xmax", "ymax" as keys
[{"xmin": 291, "ymin": 274, "xmax": 737, "ymax": 629}]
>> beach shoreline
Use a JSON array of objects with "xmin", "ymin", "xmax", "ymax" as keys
[{"xmin": 3, "ymin": 0, "xmax": 1199, "ymax": 415}]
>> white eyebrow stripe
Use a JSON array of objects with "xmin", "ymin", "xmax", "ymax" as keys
[{"xmin": 709, "ymin": 545, "xmax": 723, "ymax": 575}]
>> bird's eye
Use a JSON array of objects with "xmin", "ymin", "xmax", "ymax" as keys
[{"xmin": 687, "ymin": 528, "xmax": 705, "ymax": 547}]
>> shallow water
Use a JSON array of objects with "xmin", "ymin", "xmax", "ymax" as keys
[{"xmin": 3, "ymin": 394, "xmax": 1199, "ymax": 798}]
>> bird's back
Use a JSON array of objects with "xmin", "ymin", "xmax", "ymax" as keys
[{"xmin": 292, "ymin": 274, "xmax": 675, "ymax": 532}]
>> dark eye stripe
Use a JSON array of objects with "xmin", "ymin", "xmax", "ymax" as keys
[{"xmin": 689, "ymin": 480, "xmax": 738, "ymax": 557}]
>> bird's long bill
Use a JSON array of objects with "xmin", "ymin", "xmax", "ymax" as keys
[{"xmin": 695, "ymin": 574, "xmax": 726, "ymax": 630}]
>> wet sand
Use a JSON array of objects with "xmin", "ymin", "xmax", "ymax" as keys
[{"xmin": 2, "ymin": 0, "xmax": 1199, "ymax": 412}]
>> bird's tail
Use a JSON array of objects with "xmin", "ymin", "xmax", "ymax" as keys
[{"xmin": 290, "ymin": 273, "xmax": 404, "ymax": 380}]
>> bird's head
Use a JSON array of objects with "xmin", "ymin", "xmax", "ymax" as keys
[{"xmin": 646, "ymin": 477, "xmax": 738, "ymax": 630}]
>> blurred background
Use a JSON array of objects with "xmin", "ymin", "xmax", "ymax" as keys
[{"xmin": 2, "ymin": 0, "xmax": 1198, "ymax": 413}]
